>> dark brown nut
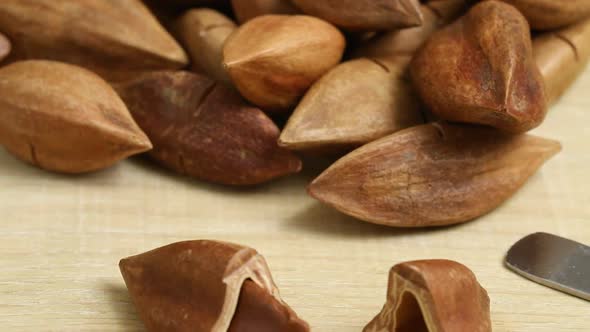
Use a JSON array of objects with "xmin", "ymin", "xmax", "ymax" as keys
[
  {"xmin": 353, "ymin": 1, "xmax": 468, "ymax": 59},
  {"xmin": 173, "ymin": 8, "xmax": 236, "ymax": 84},
  {"xmin": 308, "ymin": 122, "xmax": 561, "ymax": 227},
  {"xmin": 0, "ymin": 0, "xmax": 188, "ymax": 81},
  {"xmin": 115, "ymin": 71, "xmax": 302, "ymax": 185},
  {"xmin": 0, "ymin": 60, "xmax": 152, "ymax": 173},
  {"xmin": 411, "ymin": 0, "xmax": 547, "ymax": 133},
  {"xmin": 364, "ymin": 260, "xmax": 491, "ymax": 332},
  {"xmin": 231, "ymin": 0, "xmax": 300, "ymax": 23},
  {"xmin": 534, "ymin": 18, "xmax": 590, "ymax": 105},
  {"xmin": 279, "ymin": 57, "xmax": 423, "ymax": 153},
  {"xmin": 497, "ymin": 0, "xmax": 590, "ymax": 30},
  {"xmin": 119, "ymin": 240, "xmax": 310, "ymax": 332},
  {"xmin": 223, "ymin": 15, "xmax": 346, "ymax": 112},
  {"xmin": 290, "ymin": 0, "xmax": 423, "ymax": 31},
  {"xmin": 0, "ymin": 32, "xmax": 10, "ymax": 63}
]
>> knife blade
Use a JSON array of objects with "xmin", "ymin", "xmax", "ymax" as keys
[{"xmin": 505, "ymin": 232, "xmax": 590, "ymax": 301}]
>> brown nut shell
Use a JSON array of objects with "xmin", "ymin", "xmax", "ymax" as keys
[
  {"xmin": 364, "ymin": 260, "xmax": 491, "ymax": 332},
  {"xmin": 173, "ymin": 8, "xmax": 236, "ymax": 84},
  {"xmin": 0, "ymin": 32, "xmax": 10, "ymax": 63},
  {"xmin": 115, "ymin": 71, "xmax": 302, "ymax": 185},
  {"xmin": 119, "ymin": 240, "xmax": 309, "ymax": 332},
  {"xmin": 353, "ymin": 1, "xmax": 467, "ymax": 59},
  {"xmin": 223, "ymin": 15, "xmax": 345, "ymax": 112},
  {"xmin": 231, "ymin": 0, "xmax": 300, "ymax": 23},
  {"xmin": 534, "ymin": 18, "xmax": 590, "ymax": 105},
  {"xmin": 308, "ymin": 122, "xmax": 561, "ymax": 227},
  {"xmin": 279, "ymin": 57, "xmax": 423, "ymax": 153},
  {"xmin": 0, "ymin": 60, "xmax": 151, "ymax": 173},
  {"xmin": 411, "ymin": 0, "xmax": 547, "ymax": 133},
  {"xmin": 0, "ymin": 0, "xmax": 188, "ymax": 81},
  {"xmin": 290, "ymin": 0, "xmax": 423, "ymax": 31},
  {"xmin": 497, "ymin": 0, "xmax": 590, "ymax": 30}
]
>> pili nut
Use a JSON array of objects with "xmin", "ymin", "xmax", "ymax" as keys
[
  {"xmin": 279, "ymin": 57, "xmax": 423, "ymax": 153},
  {"xmin": 410, "ymin": 0, "xmax": 547, "ymax": 134},
  {"xmin": 308, "ymin": 122, "xmax": 561, "ymax": 227},
  {"xmin": 0, "ymin": 0, "xmax": 188, "ymax": 82},
  {"xmin": 232, "ymin": 0, "xmax": 300, "ymax": 23},
  {"xmin": 173, "ymin": 8, "xmax": 236, "ymax": 84},
  {"xmin": 353, "ymin": 0, "xmax": 467, "ymax": 59},
  {"xmin": 498, "ymin": 0, "xmax": 590, "ymax": 30},
  {"xmin": 364, "ymin": 260, "xmax": 491, "ymax": 332},
  {"xmin": 223, "ymin": 15, "xmax": 346, "ymax": 112},
  {"xmin": 534, "ymin": 18, "xmax": 590, "ymax": 106},
  {"xmin": 119, "ymin": 240, "xmax": 310, "ymax": 332},
  {"xmin": 115, "ymin": 71, "xmax": 302, "ymax": 186},
  {"xmin": 0, "ymin": 32, "xmax": 10, "ymax": 63},
  {"xmin": 0, "ymin": 60, "xmax": 152, "ymax": 173},
  {"xmin": 290, "ymin": 0, "xmax": 423, "ymax": 31}
]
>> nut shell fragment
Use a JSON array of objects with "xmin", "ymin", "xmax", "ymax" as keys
[
  {"xmin": 116, "ymin": 71, "xmax": 302, "ymax": 185},
  {"xmin": 497, "ymin": 0, "xmax": 590, "ymax": 30},
  {"xmin": 0, "ymin": 60, "xmax": 152, "ymax": 173},
  {"xmin": 119, "ymin": 240, "xmax": 309, "ymax": 332},
  {"xmin": 308, "ymin": 122, "xmax": 561, "ymax": 227},
  {"xmin": 411, "ymin": 0, "xmax": 547, "ymax": 133},
  {"xmin": 364, "ymin": 260, "xmax": 491, "ymax": 332}
]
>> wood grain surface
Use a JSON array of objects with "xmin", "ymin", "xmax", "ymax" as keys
[{"xmin": 1, "ymin": 68, "xmax": 589, "ymax": 331}]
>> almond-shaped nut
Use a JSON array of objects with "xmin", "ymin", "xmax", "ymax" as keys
[
  {"xmin": 308, "ymin": 122, "xmax": 561, "ymax": 227},
  {"xmin": 534, "ymin": 18, "xmax": 590, "ymax": 106},
  {"xmin": 0, "ymin": 32, "xmax": 10, "ymax": 63},
  {"xmin": 279, "ymin": 57, "xmax": 423, "ymax": 153},
  {"xmin": 119, "ymin": 240, "xmax": 310, "ymax": 332},
  {"xmin": 353, "ymin": 1, "xmax": 467, "ymax": 59},
  {"xmin": 232, "ymin": 0, "xmax": 300, "ymax": 23},
  {"xmin": 411, "ymin": 1, "xmax": 547, "ymax": 133},
  {"xmin": 115, "ymin": 71, "xmax": 302, "ymax": 185},
  {"xmin": 173, "ymin": 8, "xmax": 236, "ymax": 84},
  {"xmin": 223, "ymin": 15, "xmax": 345, "ymax": 112},
  {"xmin": 364, "ymin": 260, "xmax": 491, "ymax": 332},
  {"xmin": 0, "ymin": 60, "xmax": 152, "ymax": 173},
  {"xmin": 0, "ymin": 0, "xmax": 188, "ymax": 81},
  {"xmin": 497, "ymin": 0, "xmax": 590, "ymax": 30},
  {"xmin": 290, "ymin": 0, "xmax": 423, "ymax": 31}
]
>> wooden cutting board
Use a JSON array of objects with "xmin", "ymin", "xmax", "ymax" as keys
[{"xmin": 1, "ymin": 67, "xmax": 589, "ymax": 331}]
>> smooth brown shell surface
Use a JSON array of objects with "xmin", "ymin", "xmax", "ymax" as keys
[
  {"xmin": 0, "ymin": 0, "xmax": 188, "ymax": 81},
  {"xmin": 173, "ymin": 8, "xmax": 236, "ymax": 83},
  {"xmin": 0, "ymin": 60, "xmax": 151, "ymax": 173},
  {"xmin": 498, "ymin": 0, "xmax": 590, "ymax": 30},
  {"xmin": 119, "ymin": 240, "xmax": 309, "ymax": 332},
  {"xmin": 308, "ymin": 122, "xmax": 561, "ymax": 227},
  {"xmin": 534, "ymin": 18, "xmax": 590, "ymax": 105},
  {"xmin": 364, "ymin": 260, "xmax": 491, "ymax": 332},
  {"xmin": 223, "ymin": 15, "xmax": 346, "ymax": 112},
  {"xmin": 279, "ymin": 57, "xmax": 422, "ymax": 152},
  {"xmin": 231, "ymin": 0, "xmax": 300, "ymax": 23},
  {"xmin": 116, "ymin": 71, "xmax": 302, "ymax": 185},
  {"xmin": 290, "ymin": 0, "xmax": 423, "ymax": 31},
  {"xmin": 411, "ymin": 0, "xmax": 547, "ymax": 133}
]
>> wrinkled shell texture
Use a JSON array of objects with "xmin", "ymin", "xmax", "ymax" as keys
[
  {"xmin": 231, "ymin": 0, "xmax": 300, "ymax": 23},
  {"xmin": 119, "ymin": 240, "xmax": 309, "ymax": 332},
  {"xmin": 0, "ymin": 60, "xmax": 151, "ymax": 173},
  {"xmin": 411, "ymin": 0, "xmax": 547, "ymax": 133},
  {"xmin": 279, "ymin": 57, "xmax": 422, "ymax": 152},
  {"xmin": 364, "ymin": 260, "xmax": 491, "ymax": 332},
  {"xmin": 173, "ymin": 8, "xmax": 236, "ymax": 83},
  {"xmin": 308, "ymin": 123, "xmax": 561, "ymax": 227},
  {"xmin": 499, "ymin": 0, "xmax": 590, "ymax": 30},
  {"xmin": 0, "ymin": 0, "xmax": 187, "ymax": 81},
  {"xmin": 534, "ymin": 18, "xmax": 590, "ymax": 105},
  {"xmin": 223, "ymin": 15, "xmax": 345, "ymax": 111},
  {"xmin": 116, "ymin": 71, "xmax": 301, "ymax": 185},
  {"xmin": 291, "ymin": 0, "xmax": 423, "ymax": 30}
]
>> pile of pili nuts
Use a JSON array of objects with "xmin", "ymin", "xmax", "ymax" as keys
[{"xmin": 0, "ymin": 0, "xmax": 588, "ymax": 331}]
